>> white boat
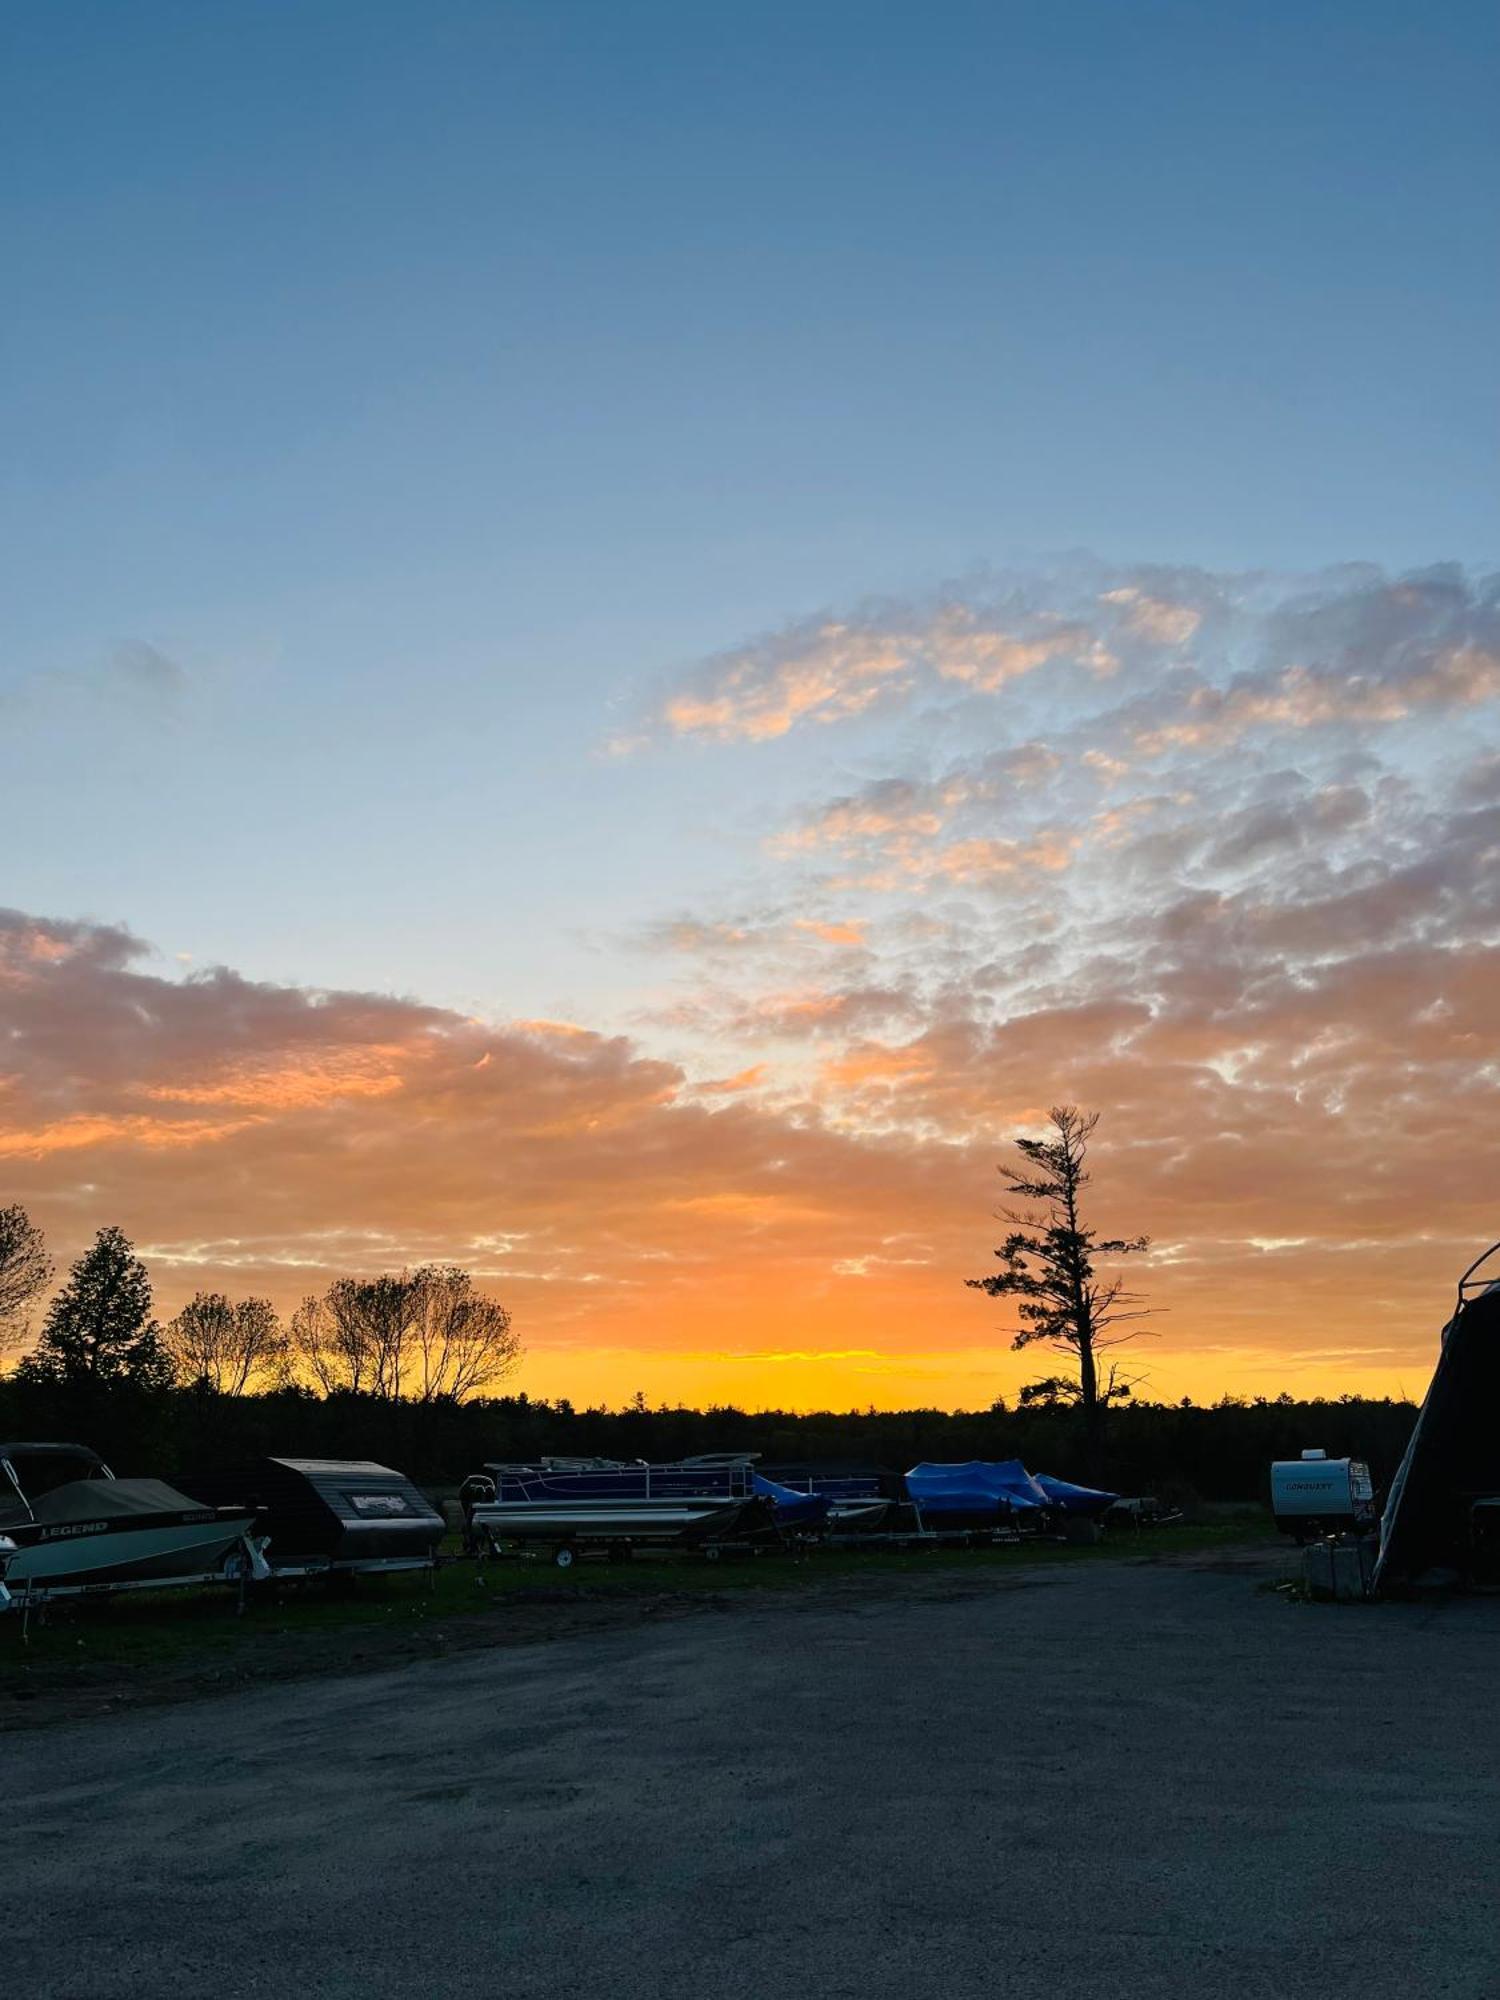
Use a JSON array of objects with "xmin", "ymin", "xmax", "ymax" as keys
[
  {"xmin": 470, "ymin": 1456, "xmax": 757, "ymax": 1564},
  {"xmin": 826, "ymin": 1496, "xmax": 892, "ymax": 1532},
  {"xmin": 0, "ymin": 1442, "xmax": 262, "ymax": 1604}
]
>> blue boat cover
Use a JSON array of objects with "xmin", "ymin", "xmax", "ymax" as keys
[
  {"xmin": 1033, "ymin": 1472, "xmax": 1119, "ymax": 1516},
  {"xmin": 752, "ymin": 1471, "xmax": 832, "ymax": 1529},
  {"xmin": 904, "ymin": 1460, "xmax": 1050, "ymax": 1517}
]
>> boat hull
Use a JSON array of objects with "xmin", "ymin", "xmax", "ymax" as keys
[
  {"xmin": 5, "ymin": 1511, "xmax": 256, "ymax": 1591},
  {"xmin": 473, "ymin": 1496, "xmax": 751, "ymax": 1547}
]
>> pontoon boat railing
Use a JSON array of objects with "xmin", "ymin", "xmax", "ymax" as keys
[{"xmin": 485, "ymin": 1456, "xmax": 760, "ymax": 1500}]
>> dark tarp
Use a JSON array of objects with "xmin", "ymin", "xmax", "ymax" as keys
[
  {"xmin": 1374, "ymin": 1281, "xmax": 1500, "ymax": 1590},
  {"xmin": 1033, "ymin": 1472, "xmax": 1120, "ymax": 1516},
  {"xmin": 28, "ymin": 1478, "xmax": 209, "ymax": 1524}
]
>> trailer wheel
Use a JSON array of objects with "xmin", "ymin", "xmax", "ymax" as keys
[{"xmin": 553, "ymin": 1545, "xmax": 577, "ymax": 1570}]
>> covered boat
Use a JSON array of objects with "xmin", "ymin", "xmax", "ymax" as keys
[
  {"xmin": 752, "ymin": 1470, "xmax": 832, "ymax": 1534},
  {"xmin": 0, "ymin": 1442, "xmax": 261, "ymax": 1601},
  {"xmin": 904, "ymin": 1459, "xmax": 1052, "ymax": 1529},
  {"xmin": 1033, "ymin": 1472, "xmax": 1120, "ymax": 1516},
  {"xmin": 185, "ymin": 1457, "xmax": 444, "ymax": 1574},
  {"xmin": 760, "ymin": 1464, "xmax": 894, "ymax": 1532}
]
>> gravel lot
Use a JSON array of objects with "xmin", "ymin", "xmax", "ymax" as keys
[{"xmin": 10, "ymin": 1545, "xmax": 1500, "ymax": 1999}]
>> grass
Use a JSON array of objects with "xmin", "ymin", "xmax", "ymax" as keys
[
  {"xmin": 0, "ymin": 1521, "xmax": 1265, "ymax": 1699},
  {"xmin": 518, "ymin": 1519, "xmax": 1259, "ymax": 1592}
]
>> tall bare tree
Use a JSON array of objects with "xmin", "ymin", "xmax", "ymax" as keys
[
  {"xmin": 289, "ymin": 1266, "xmax": 517, "ymax": 1401},
  {"xmin": 408, "ymin": 1264, "xmax": 519, "ymax": 1401},
  {"xmin": 967, "ymin": 1106, "xmax": 1153, "ymax": 1444},
  {"xmin": 288, "ymin": 1280, "xmax": 383, "ymax": 1397},
  {"xmin": 165, "ymin": 1292, "xmax": 286, "ymax": 1395},
  {"xmin": 0, "ymin": 1202, "xmax": 52, "ymax": 1361}
]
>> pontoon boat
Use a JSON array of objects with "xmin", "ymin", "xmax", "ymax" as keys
[{"xmin": 471, "ymin": 1455, "xmax": 760, "ymax": 1563}]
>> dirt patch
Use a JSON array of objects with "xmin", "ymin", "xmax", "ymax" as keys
[
  {"xmin": 1, "ymin": 1533, "xmax": 1275, "ymax": 1732},
  {"xmin": 0, "ymin": 1566, "xmax": 1062, "ymax": 1731},
  {"xmin": 0, "ymin": 1588, "xmax": 730, "ymax": 1732}
]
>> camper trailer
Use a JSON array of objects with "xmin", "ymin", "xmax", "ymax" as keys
[{"xmin": 1270, "ymin": 1449, "xmax": 1375, "ymax": 1540}]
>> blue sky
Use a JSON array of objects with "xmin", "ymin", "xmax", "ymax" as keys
[{"xmin": 2, "ymin": 0, "xmax": 1496, "ymax": 1021}]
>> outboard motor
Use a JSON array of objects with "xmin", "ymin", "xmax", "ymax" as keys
[{"xmin": 459, "ymin": 1472, "xmax": 496, "ymax": 1553}]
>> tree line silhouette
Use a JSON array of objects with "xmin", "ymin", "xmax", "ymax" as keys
[
  {"xmin": 1, "ymin": 1200, "xmax": 1416, "ymax": 1502},
  {"xmin": 1, "ymin": 1114, "xmax": 1425, "ymax": 1507}
]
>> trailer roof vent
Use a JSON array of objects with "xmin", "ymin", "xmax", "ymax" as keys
[{"xmin": 1300, "ymin": 1448, "xmax": 1328, "ymax": 1460}]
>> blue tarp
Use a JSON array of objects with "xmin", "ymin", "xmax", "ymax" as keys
[
  {"xmin": 1033, "ymin": 1472, "xmax": 1119, "ymax": 1516},
  {"xmin": 752, "ymin": 1471, "xmax": 832, "ymax": 1530},
  {"xmin": 903, "ymin": 1460, "xmax": 1051, "ymax": 1520}
]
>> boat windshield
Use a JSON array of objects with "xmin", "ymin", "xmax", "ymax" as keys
[
  {"xmin": 0, "ymin": 1466, "xmax": 28, "ymax": 1531},
  {"xmin": 0, "ymin": 1447, "xmax": 112, "ymax": 1525}
]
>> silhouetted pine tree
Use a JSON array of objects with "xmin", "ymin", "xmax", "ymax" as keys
[{"xmin": 967, "ymin": 1106, "xmax": 1154, "ymax": 1457}]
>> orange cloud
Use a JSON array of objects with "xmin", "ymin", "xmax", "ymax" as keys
[
  {"xmin": 648, "ymin": 592, "xmax": 1123, "ymax": 746},
  {"xmin": 0, "ymin": 1109, "xmax": 255, "ymax": 1158},
  {"xmin": 694, "ymin": 1064, "xmax": 771, "ymax": 1096},
  {"xmin": 1100, "ymin": 587, "xmax": 1202, "ymax": 646},
  {"xmin": 1135, "ymin": 648, "xmax": 1500, "ymax": 754},
  {"xmin": 7, "ymin": 732, "xmax": 1500, "ymax": 1422},
  {"xmin": 793, "ymin": 918, "xmax": 867, "ymax": 946},
  {"xmin": 662, "ymin": 623, "xmax": 913, "ymax": 741},
  {"xmin": 144, "ymin": 1049, "xmax": 410, "ymax": 1110}
]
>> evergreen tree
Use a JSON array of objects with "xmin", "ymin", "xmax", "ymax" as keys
[
  {"xmin": 967, "ymin": 1106, "xmax": 1153, "ymax": 1452},
  {"xmin": 19, "ymin": 1226, "xmax": 175, "ymax": 1392}
]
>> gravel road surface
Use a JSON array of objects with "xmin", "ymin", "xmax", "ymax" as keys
[{"xmin": 10, "ymin": 1549, "xmax": 1500, "ymax": 1999}]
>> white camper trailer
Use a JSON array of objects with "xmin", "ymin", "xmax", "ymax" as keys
[{"xmin": 1270, "ymin": 1449, "xmax": 1375, "ymax": 1539}]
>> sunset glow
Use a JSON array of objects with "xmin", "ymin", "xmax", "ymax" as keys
[{"xmin": 5, "ymin": 556, "xmax": 1498, "ymax": 1407}]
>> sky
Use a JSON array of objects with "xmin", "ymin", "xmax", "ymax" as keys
[{"xmin": 2, "ymin": 1, "xmax": 1498, "ymax": 1410}]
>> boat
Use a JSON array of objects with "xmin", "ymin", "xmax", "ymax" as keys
[
  {"xmin": 183, "ymin": 1456, "xmax": 445, "ymax": 1575},
  {"xmin": 1033, "ymin": 1472, "xmax": 1120, "ymax": 1517},
  {"xmin": 760, "ymin": 1467, "xmax": 892, "ymax": 1533},
  {"xmin": 751, "ymin": 1470, "xmax": 832, "ymax": 1535},
  {"xmin": 471, "ymin": 1455, "xmax": 761, "ymax": 1564},
  {"xmin": 0, "ymin": 1441, "xmax": 263, "ymax": 1604},
  {"xmin": 680, "ymin": 1454, "xmax": 833, "ymax": 1535},
  {"xmin": 903, "ymin": 1459, "xmax": 1054, "ymax": 1531}
]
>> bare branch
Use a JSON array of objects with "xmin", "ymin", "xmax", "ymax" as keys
[{"xmin": 165, "ymin": 1293, "xmax": 286, "ymax": 1396}]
